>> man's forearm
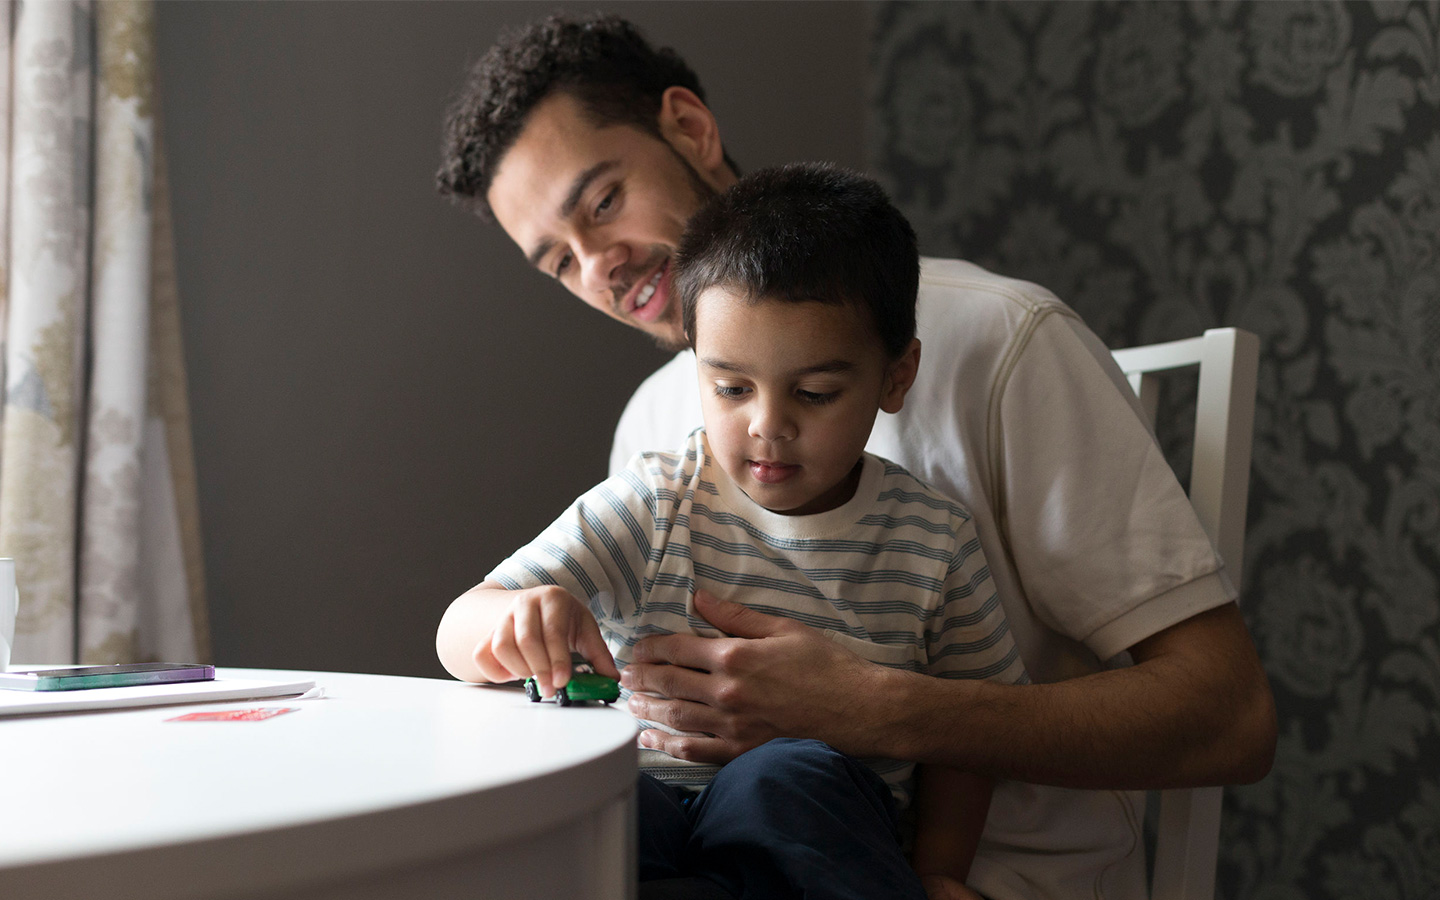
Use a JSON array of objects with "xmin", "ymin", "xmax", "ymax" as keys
[
  {"xmin": 857, "ymin": 605, "xmax": 1277, "ymax": 789},
  {"xmin": 624, "ymin": 596, "xmax": 1276, "ymax": 789}
]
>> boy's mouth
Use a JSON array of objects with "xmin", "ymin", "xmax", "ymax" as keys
[{"xmin": 748, "ymin": 460, "xmax": 799, "ymax": 484}]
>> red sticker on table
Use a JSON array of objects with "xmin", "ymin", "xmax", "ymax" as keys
[{"xmin": 166, "ymin": 707, "xmax": 299, "ymax": 722}]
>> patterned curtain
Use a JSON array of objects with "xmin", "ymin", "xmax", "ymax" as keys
[
  {"xmin": 0, "ymin": 0, "xmax": 208, "ymax": 665},
  {"xmin": 869, "ymin": 3, "xmax": 1438, "ymax": 899}
]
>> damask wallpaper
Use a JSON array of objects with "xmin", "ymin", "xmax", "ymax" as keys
[{"xmin": 869, "ymin": 2, "xmax": 1438, "ymax": 898}]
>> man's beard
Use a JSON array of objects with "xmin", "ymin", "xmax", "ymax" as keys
[
  {"xmin": 639, "ymin": 147, "xmax": 720, "ymax": 355},
  {"xmin": 647, "ymin": 302, "xmax": 690, "ymax": 355},
  {"xmin": 673, "ymin": 145, "xmax": 722, "ymax": 211}
]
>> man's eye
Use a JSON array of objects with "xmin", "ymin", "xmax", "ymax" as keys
[
  {"xmin": 596, "ymin": 187, "xmax": 618, "ymax": 215},
  {"xmin": 555, "ymin": 251, "xmax": 574, "ymax": 278}
]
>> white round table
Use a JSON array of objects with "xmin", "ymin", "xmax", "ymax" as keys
[{"xmin": 0, "ymin": 668, "xmax": 639, "ymax": 899}]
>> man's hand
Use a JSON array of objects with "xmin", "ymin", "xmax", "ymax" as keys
[
  {"xmin": 620, "ymin": 590, "xmax": 892, "ymax": 763},
  {"xmin": 471, "ymin": 584, "xmax": 619, "ymax": 697}
]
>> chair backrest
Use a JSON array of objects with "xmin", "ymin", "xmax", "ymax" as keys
[{"xmin": 1109, "ymin": 327, "xmax": 1260, "ymax": 900}]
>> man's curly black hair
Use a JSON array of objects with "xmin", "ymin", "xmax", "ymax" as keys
[{"xmin": 436, "ymin": 12, "xmax": 735, "ymax": 222}]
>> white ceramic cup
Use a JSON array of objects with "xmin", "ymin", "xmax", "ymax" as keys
[{"xmin": 0, "ymin": 558, "xmax": 16, "ymax": 671}]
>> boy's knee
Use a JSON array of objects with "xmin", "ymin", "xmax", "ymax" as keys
[
  {"xmin": 719, "ymin": 738, "xmax": 848, "ymax": 791},
  {"xmin": 745, "ymin": 737, "xmax": 839, "ymax": 763},
  {"xmin": 691, "ymin": 738, "xmax": 904, "ymax": 856}
]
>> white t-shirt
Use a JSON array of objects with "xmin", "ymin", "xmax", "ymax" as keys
[
  {"xmin": 489, "ymin": 429, "xmax": 1027, "ymax": 806},
  {"xmin": 609, "ymin": 258, "xmax": 1235, "ymax": 900}
]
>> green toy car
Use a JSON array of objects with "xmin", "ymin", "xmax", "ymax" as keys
[{"xmin": 524, "ymin": 664, "xmax": 620, "ymax": 706}]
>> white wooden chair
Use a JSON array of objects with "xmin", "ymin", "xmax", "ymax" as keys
[
  {"xmin": 642, "ymin": 328, "xmax": 1261, "ymax": 900},
  {"xmin": 1110, "ymin": 327, "xmax": 1261, "ymax": 900}
]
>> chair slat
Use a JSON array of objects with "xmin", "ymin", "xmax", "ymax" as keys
[{"xmin": 1110, "ymin": 327, "xmax": 1259, "ymax": 900}]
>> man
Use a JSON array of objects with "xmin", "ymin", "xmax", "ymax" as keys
[{"xmin": 436, "ymin": 13, "xmax": 1276, "ymax": 900}]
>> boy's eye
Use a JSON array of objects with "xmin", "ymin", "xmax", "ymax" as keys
[
  {"xmin": 554, "ymin": 250, "xmax": 574, "ymax": 278},
  {"xmin": 714, "ymin": 385, "xmax": 748, "ymax": 399},
  {"xmin": 798, "ymin": 389, "xmax": 840, "ymax": 405}
]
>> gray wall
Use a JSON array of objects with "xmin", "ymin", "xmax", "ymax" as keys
[
  {"xmin": 869, "ymin": 3, "xmax": 1440, "ymax": 898},
  {"xmin": 155, "ymin": 2, "xmax": 868, "ymax": 677}
]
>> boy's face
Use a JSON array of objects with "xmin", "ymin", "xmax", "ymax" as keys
[
  {"xmin": 487, "ymin": 92, "xmax": 728, "ymax": 352},
  {"xmin": 694, "ymin": 288, "xmax": 918, "ymax": 516}
]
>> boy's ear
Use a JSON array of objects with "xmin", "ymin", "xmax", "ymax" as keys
[
  {"xmin": 657, "ymin": 86, "xmax": 731, "ymax": 190},
  {"xmin": 880, "ymin": 339, "xmax": 922, "ymax": 414}
]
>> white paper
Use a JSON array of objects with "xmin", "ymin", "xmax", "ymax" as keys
[{"xmin": 0, "ymin": 676, "xmax": 317, "ymax": 717}]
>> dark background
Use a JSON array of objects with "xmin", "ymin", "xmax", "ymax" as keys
[{"xmin": 156, "ymin": 2, "xmax": 868, "ymax": 679}]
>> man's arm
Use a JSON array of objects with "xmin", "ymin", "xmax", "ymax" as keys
[{"xmin": 622, "ymin": 592, "xmax": 1276, "ymax": 789}]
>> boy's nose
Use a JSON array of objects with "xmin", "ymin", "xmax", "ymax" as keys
[{"xmin": 749, "ymin": 401, "xmax": 797, "ymax": 442}]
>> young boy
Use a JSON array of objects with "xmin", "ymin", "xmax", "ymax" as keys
[{"xmin": 436, "ymin": 163, "xmax": 1027, "ymax": 900}]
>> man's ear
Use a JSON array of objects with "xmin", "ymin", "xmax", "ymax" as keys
[
  {"xmin": 657, "ymin": 86, "xmax": 732, "ymax": 189},
  {"xmin": 880, "ymin": 339, "xmax": 922, "ymax": 414}
]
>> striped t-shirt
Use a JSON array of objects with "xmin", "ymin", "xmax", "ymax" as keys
[{"xmin": 487, "ymin": 429, "xmax": 1027, "ymax": 805}]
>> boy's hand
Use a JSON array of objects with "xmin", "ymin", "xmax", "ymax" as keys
[
  {"xmin": 920, "ymin": 874, "xmax": 985, "ymax": 900},
  {"xmin": 472, "ymin": 585, "xmax": 619, "ymax": 698}
]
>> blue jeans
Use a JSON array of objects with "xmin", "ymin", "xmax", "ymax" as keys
[{"xmin": 637, "ymin": 738, "xmax": 927, "ymax": 900}]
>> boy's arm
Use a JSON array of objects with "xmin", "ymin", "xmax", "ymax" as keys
[
  {"xmin": 910, "ymin": 764, "xmax": 992, "ymax": 890},
  {"xmin": 436, "ymin": 581, "xmax": 618, "ymax": 695},
  {"xmin": 907, "ymin": 527, "xmax": 1007, "ymax": 894},
  {"xmin": 438, "ymin": 452, "xmax": 668, "ymax": 693}
]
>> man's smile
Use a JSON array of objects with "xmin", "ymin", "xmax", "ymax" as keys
[{"xmin": 620, "ymin": 258, "xmax": 670, "ymax": 323}]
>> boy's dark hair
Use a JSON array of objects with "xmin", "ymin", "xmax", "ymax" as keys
[
  {"xmin": 674, "ymin": 163, "xmax": 919, "ymax": 359},
  {"xmin": 436, "ymin": 12, "xmax": 734, "ymax": 221}
]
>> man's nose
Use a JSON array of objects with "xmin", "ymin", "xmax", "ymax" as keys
[{"xmin": 576, "ymin": 238, "xmax": 626, "ymax": 297}]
